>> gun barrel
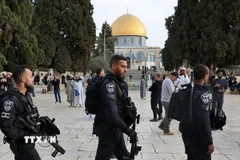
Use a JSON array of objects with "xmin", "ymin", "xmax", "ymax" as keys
[
  {"xmin": 130, "ymin": 143, "xmax": 136, "ymax": 160},
  {"xmin": 136, "ymin": 115, "xmax": 140, "ymax": 124},
  {"xmin": 51, "ymin": 150, "xmax": 58, "ymax": 157},
  {"xmin": 51, "ymin": 142, "xmax": 65, "ymax": 155}
]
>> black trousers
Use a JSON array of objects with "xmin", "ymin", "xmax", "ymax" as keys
[
  {"xmin": 186, "ymin": 147, "xmax": 211, "ymax": 160},
  {"xmin": 95, "ymin": 126, "xmax": 129, "ymax": 160},
  {"xmin": 11, "ymin": 142, "xmax": 41, "ymax": 160},
  {"xmin": 181, "ymin": 130, "xmax": 211, "ymax": 160},
  {"xmin": 150, "ymin": 98, "xmax": 162, "ymax": 119},
  {"xmin": 183, "ymin": 139, "xmax": 211, "ymax": 160}
]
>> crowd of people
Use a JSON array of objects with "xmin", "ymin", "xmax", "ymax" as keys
[
  {"xmin": 65, "ymin": 75, "xmax": 85, "ymax": 107},
  {"xmin": 209, "ymin": 71, "xmax": 240, "ymax": 94},
  {"xmin": 0, "ymin": 54, "xmax": 238, "ymax": 160},
  {"xmin": 0, "ymin": 73, "xmax": 16, "ymax": 95},
  {"xmin": 226, "ymin": 72, "xmax": 240, "ymax": 93}
]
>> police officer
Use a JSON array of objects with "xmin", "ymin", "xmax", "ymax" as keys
[
  {"xmin": 211, "ymin": 69, "xmax": 228, "ymax": 110},
  {"xmin": 149, "ymin": 74, "xmax": 162, "ymax": 121},
  {"xmin": 180, "ymin": 64, "xmax": 214, "ymax": 160},
  {"xmin": 0, "ymin": 65, "xmax": 41, "ymax": 160},
  {"xmin": 91, "ymin": 67, "xmax": 105, "ymax": 136},
  {"xmin": 95, "ymin": 55, "xmax": 137, "ymax": 160}
]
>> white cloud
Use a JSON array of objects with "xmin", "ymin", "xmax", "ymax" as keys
[{"xmin": 91, "ymin": 0, "xmax": 178, "ymax": 48}]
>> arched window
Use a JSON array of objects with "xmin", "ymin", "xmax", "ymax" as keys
[
  {"xmin": 147, "ymin": 52, "xmax": 155, "ymax": 62},
  {"xmin": 116, "ymin": 51, "xmax": 123, "ymax": 56},
  {"xmin": 125, "ymin": 52, "xmax": 134, "ymax": 60},
  {"xmin": 136, "ymin": 51, "xmax": 144, "ymax": 61}
]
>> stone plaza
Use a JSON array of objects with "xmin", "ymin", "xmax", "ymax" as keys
[{"xmin": 0, "ymin": 89, "xmax": 240, "ymax": 160}]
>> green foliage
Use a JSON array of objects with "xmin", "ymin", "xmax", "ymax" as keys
[
  {"xmin": 53, "ymin": 46, "xmax": 72, "ymax": 73},
  {"xmin": 89, "ymin": 56, "xmax": 109, "ymax": 73},
  {"xmin": 0, "ymin": 0, "xmax": 42, "ymax": 71},
  {"xmin": 162, "ymin": 0, "xmax": 240, "ymax": 69},
  {"xmin": 31, "ymin": 0, "xmax": 96, "ymax": 73},
  {"xmin": 92, "ymin": 22, "xmax": 116, "ymax": 62},
  {"xmin": 0, "ymin": 53, "xmax": 8, "ymax": 72}
]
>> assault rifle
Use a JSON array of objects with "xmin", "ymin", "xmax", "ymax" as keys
[
  {"xmin": 19, "ymin": 116, "xmax": 65, "ymax": 157},
  {"xmin": 129, "ymin": 114, "xmax": 141, "ymax": 160},
  {"xmin": 124, "ymin": 114, "xmax": 141, "ymax": 160}
]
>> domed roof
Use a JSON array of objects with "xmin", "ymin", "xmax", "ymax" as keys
[{"xmin": 111, "ymin": 13, "xmax": 147, "ymax": 38}]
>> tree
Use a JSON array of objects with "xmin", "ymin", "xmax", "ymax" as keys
[
  {"xmin": 92, "ymin": 22, "xmax": 116, "ymax": 62},
  {"xmin": 89, "ymin": 56, "xmax": 109, "ymax": 73},
  {"xmin": 162, "ymin": 0, "xmax": 240, "ymax": 70},
  {"xmin": 162, "ymin": 14, "xmax": 182, "ymax": 71},
  {"xmin": 31, "ymin": 0, "xmax": 96, "ymax": 73},
  {"xmin": 0, "ymin": 0, "xmax": 43, "ymax": 71}
]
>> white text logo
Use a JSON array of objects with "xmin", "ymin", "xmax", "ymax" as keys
[{"xmin": 24, "ymin": 136, "xmax": 57, "ymax": 143}]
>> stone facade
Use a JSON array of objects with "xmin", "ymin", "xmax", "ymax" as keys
[{"xmin": 114, "ymin": 46, "xmax": 161, "ymax": 69}]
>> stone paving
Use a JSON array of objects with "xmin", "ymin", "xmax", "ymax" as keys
[{"xmin": 0, "ymin": 89, "xmax": 240, "ymax": 160}]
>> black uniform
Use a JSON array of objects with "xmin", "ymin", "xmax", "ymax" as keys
[
  {"xmin": 0, "ymin": 88, "xmax": 41, "ymax": 160},
  {"xmin": 180, "ymin": 84, "xmax": 213, "ymax": 160},
  {"xmin": 149, "ymin": 80, "xmax": 162, "ymax": 120},
  {"xmin": 90, "ymin": 75, "xmax": 102, "ymax": 135},
  {"xmin": 95, "ymin": 72, "xmax": 136, "ymax": 160}
]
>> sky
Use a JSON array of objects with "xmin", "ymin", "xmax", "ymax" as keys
[{"xmin": 91, "ymin": 0, "xmax": 178, "ymax": 49}]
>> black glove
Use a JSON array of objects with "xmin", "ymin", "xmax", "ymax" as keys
[{"xmin": 124, "ymin": 128, "xmax": 137, "ymax": 143}]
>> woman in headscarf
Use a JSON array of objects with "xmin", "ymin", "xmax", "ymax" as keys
[
  {"xmin": 140, "ymin": 74, "xmax": 146, "ymax": 99},
  {"xmin": 66, "ymin": 76, "xmax": 75, "ymax": 107},
  {"xmin": 74, "ymin": 76, "xmax": 85, "ymax": 107}
]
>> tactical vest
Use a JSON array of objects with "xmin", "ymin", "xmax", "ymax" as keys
[
  {"xmin": 115, "ymin": 81, "xmax": 126, "ymax": 119},
  {"xmin": 2, "ymin": 90, "xmax": 39, "ymax": 129}
]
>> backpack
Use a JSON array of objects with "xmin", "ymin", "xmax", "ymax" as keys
[
  {"xmin": 168, "ymin": 84, "xmax": 192, "ymax": 123},
  {"xmin": 85, "ymin": 76, "xmax": 105, "ymax": 115},
  {"xmin": 85, "ymin": 76, "xmax": 137, "ymax": 127},
  {"xmin": 209, "ymin": 100, "xmax": 226, "ymax": 130}
]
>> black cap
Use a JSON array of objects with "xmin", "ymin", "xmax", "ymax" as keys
[{"xmin": 170, "ymin": 72, "xmax": 178, "ymax": 77}]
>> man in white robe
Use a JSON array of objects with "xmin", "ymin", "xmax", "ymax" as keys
[{"xmin": 74, "ymin": 76, "xmax": 85, "ymax": 107}]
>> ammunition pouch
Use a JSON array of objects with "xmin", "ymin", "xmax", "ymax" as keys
[{"xmin": 121, "ymin": 97, "xmax": 137, "ymax": 127}]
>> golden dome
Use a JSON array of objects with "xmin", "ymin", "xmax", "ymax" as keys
[{"xmin": 111, "ymin": 13, "xmax": 147, "ymax": 38}]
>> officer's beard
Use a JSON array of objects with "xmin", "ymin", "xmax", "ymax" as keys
[
  {"xmin": 25, "ymin": 83, "xmax": 33, "ymax": 90},
  {"xmin": 115, "ymin": 69, "xmax": 122, "ymax": 79},
  {"xmin": 218, "ymin": 76, "xmax": 222, "ymax": 79}
]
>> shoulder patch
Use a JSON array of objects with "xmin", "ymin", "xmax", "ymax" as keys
[
  {"xmin": 3, "ymin": 100, "xmax": 14, "ymax": 112},
  {"xmin": 106, "ymin": 83, "xmax": 115, "ymax": 93},
  {"xmin": 1, "ymin": 112, "xmax": 10, "ymax": 119},
  {"xmin": 201, "ymin": 95, "xmax": 209, "ymax": 104}
]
